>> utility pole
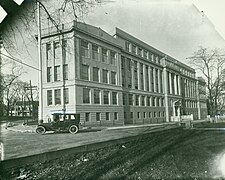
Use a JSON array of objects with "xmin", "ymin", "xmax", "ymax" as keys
[
  {"xmin": 29, "ymin": 80, "xmax": 35, "ymax": 120},
  {"xmin": 30, "ymin": 80, "xmax": 34, "ymax": 119},
  {"xmin": 24, "ymin": 81, "xmax": 37, "ymax": 120},
  {"xmin": 37, "ymin": 1, "xmax": 43, "ymax": 122},
  {"xmin": 62, "ymin": 25, "xmax": 66, "ymax": 118},
  {"xmin": 0, "ymin": 33, "xmax": 3, "ymax": 117}
]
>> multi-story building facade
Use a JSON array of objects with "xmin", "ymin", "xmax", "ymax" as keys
[{"xmin": 41, "ymin": 21, "xmax": 207, "ymax": 126}]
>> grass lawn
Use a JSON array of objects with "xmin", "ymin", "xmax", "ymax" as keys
[
  {"xmin": 194, "ymin": 122, "xmax": 225, "ymax": 128},
  {"xmin": 2, "ymin": 128, "xmax": 225, "ymax": 180}
]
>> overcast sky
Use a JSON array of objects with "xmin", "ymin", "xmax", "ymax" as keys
[
  {"xmin": 190, "ymin": 0, "xmax": 225, "ymax": 40},
  {"xmin": 1, "ymin": 0, "xmax": 225, "ymax": 85}
]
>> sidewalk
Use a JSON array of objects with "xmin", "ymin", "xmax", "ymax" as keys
[
  {"xmin": 3, "ymin": 121, "xmax": 178, "ymax": 133},
  {"xmin": 3, "ymin": 123, "xmax": 36, "ymax": 133}
]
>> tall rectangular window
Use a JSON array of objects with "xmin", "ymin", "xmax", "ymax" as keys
[
  {"xmin": 137, "ymin": 112, "xmax": 140, "ymax": 119},
  {"xmin": 161, "ymin": 98, "xmax": 164, "ymax": 106},
  {"xmin": 123, "ymin": 93, "xmax": 126, "ymax": 105},
  {"xmin": 160, "ymin": 70, "xmax": 163, "ymax": 93},
  {"xmin": 143, "ymin": 50, "xmax": 148, "ymax": 59},
  {"xmin": 94, "ymin": 89, "xmax": 100, "ymax": 104},
  {"xmin": 171, "ymin": 73, "xmax": 175, "ymax": 94},
  {"xmin": 121, "ymin": 57, "xmax": 126, "ymax": 87},
  {"xmin": 62, "ymin": 40, "xmax": 67, "ymax": 64},
  {"xmin": 103, "ymin": 91, "xmax": 109, "ymax": 104},
  {"xmin": 47, "ymin": 67, "xmax": 52, "ymax": 82},
  {"xmin": 146, "ymin": 66, "xmax": 149, "ymax": 91},
  {"xmin": 46, "ymin": 43, "xmax": 52, "ymax": 66},
  {"xmin": 54, "ymin": 66, "xmax": 60, "ymax": 81},
  {"xmin": 92, "ymin": 44, "xmax": 98, "ymax": 60},
  {"xmin": 102, "ymin": 48, "xmax": 107, "ymax": 63},
  {"xmin": 54, "ymin": 41, "xmax": 60, "ymax": 61},
  {"xmin": 136, "ymin": 95, "xmax": 139, "ymax": 106},
  {"xmin": 103, "ymin": 69, "xmax": 108, "ymax": 83},
  {"xmin": 167, "ymin": 71, "xmax": 170, "ymax": 94},
  {"xmin": 81, "ymin": 64, "xmax": 89, "ymax": 80},
  {"xmin": 106, "ymin": 112, "xmax": 110, "ymax": 120},
  {"xmin": 81, "ymin": 40, "xmax": 89, "ymax": 57},
  {"xmin": 96, "ymin": 112, "xmax": 100, "ymax": 121},
  {"xmin": 47, "ymin": 90, "xmax": 52, "ymax": 105},
  {"xmin": 140, "ymin": 63, "xmax": 144, "ymax": 90},
  {"xmin": 129, "ymin": 94, "xmax": 133, "ymax": 105},
  {"xmin": 147, "ymin": 96, "xmax": 150, "ymax": 106},
  {"xmin": 142, "ymin": 96, "xmax": 145, "ymax": 106},
  {"xmin": 111, "ymin": 71, "xmax": 116, "ymax": 85},
  {"xmin": 137, "ymin": 47, "xmax": 142, "ymax": 56},
  {"xmin": 112, "ymin": 92, "xmax": 117, "ymax": 105},
  {"xmin": 127, "ymin": 58, "xmax": 132, "ymax": 88},
  {"xmin": 55, "ymin": 89, "xmax": 61, "ymax": 105},
  {"xmin": 83, "ymin": 88, "xmax": 90, "ymax": 104},
  {"xmin": 152, "ymin": 97, "xmax": 155, "ymax": 107},
  {"xmin": 93, "ymin": 67, "xmax": 99, "ymax": 82},
  {"xmin": 125, "ymin": 41, "xmax": 130, "ymax": 52},
  {"xmin": 63, "ymin": 64, "xmax": 68, "ymax": 80},
  {"xmin": 114, "ymin": 112, "xmax": 118, "ymax": 120},
  {"xmin": 132, "ymin": 44, "xmax": 136, "ymax": 54},
  {"xmin": 150, "ymin": 67, "xmax": 154, "ymax": 92},
  {"xmin": 85, "ymin": 113, "xmax": 90, "ymax": 122},
  {"xmin": 156, "ymin": 69, "xmax": 159, "ymax": 92},
  {"xmin": 143, "ymin": 112, "xmax": 146, "ymax": 118},
  {"xmin": 64, "ymin": 88, "xmax": 69, "ymax": 104},
  {"xmin": 156, "ymin": 97, "xmax": 159, "ymax": 106},
  {"xmin": 110, "ymin": 51, "xmax": 116, "ymax": 65},
  {"xmin": 134, "ymin": 61, "xmax": 138, "ymax": 89}
]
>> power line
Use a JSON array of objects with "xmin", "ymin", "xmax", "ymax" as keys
[{"xmin": 0, "ymin": 52, "xmax": 40, "ymax": 71}]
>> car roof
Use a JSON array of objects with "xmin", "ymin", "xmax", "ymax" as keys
[{"xmin": 51, "ymin": 112, "xmax": 80, "ymax": 115}]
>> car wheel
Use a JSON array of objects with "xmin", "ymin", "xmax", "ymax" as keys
[
  {"xmin": 69, "ymin": 125, "xmax": 79, "ymax": 134},
  {"xmin": 36, "ymin": 126, "xmax": 46, "ymax": 135}
]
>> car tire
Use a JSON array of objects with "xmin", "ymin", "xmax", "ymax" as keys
[
  {"xmin": 36, "ymin": 126, "xmax": 46, "ymax": 135},
  {"xmin": 69, "ymin": 125, "xmax": 79, "ymax": 134}
]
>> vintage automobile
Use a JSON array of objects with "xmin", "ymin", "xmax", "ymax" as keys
[{"xmin": 36, "ymin": 113, "xmax": 80, "ymax": 135}]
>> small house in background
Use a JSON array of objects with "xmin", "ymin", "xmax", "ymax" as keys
[{"xmin": 10, "ymin": 101, "xmax": 39, "ymax": 119}]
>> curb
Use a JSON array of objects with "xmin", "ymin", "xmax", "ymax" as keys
[{"xmin": 5, "ymin": 122, "xmax": 178, "ymax": 133}]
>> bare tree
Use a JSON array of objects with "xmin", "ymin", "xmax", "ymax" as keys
[
  {"xmin": 1, "ymin": 0, "xmax": 102, "ymax": 55},
  {"xmin": 188, "ymin": 47, "xmax": 225, "ymax": 116},
  {"xmin": 2, "ymin": 62, "xmax": 24, "ymax": 116},
  {"xmin": 0, "ymin": 0, "xmax": 103, "ymax": 117}
]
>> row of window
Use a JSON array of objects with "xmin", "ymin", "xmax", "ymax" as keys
[
  {"xmin": 84, "ymin": 111, "xmax": 165, "ymax": 122},
  {"xmin": 85, "ymin": 112, "xmax": 118, "ymax": 121},
  {"xmin": 180, "ymin": 68, "xmax": 195, "ymax": 78},
  {"xmin": 46, "ymin": 40, "xmax": 68, "ymax": 64},
  {"xmin": 47, "ymin": 64, "xmax": 68, "ymax": 82},
  {"xmin": 81, "ymin": 64, "xmax": 117, "ymax": 84},
  {"xmin": 125, "ymin": 41, "xmax": 162, "ymax": 65},
  {"xmin": 121, "ymin": 56, "xmax": 164, "ymax": 93},
  {"xmin": 122, "ymin": 93, "xmax": 165, "ymax": 107},
  {"xmin": 184, "ymin": 78, "xmax": 197, "ymax": 98},
  {"xmin": 47, "ymin": 89, "xmax": 69, "ymax": 106},
  {"xmin": 83, "ymin": 88, "xmax": 118, "ymax": 105},
  {"xmin": 81, "ymin": 39, "xmax": 117, "ymax": 65},
  {"xmin": 185, "ymin": 100, "xmax": 198, "ymax": 108},
  {"xmin": 128, "ymin": 111, "xmax": 165, "ymax": 119}
]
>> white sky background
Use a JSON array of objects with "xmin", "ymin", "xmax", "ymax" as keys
[
  {"xmin": 1, "ymin": 0, "xmax": 225, "ymax": 85},
  {"xmin": 184, "ymin": 0, "xmax": 225, "ymax": 40},
  {"xmin": 0, "ymin": 0, "xmax": 224, "ymax": 38}
]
